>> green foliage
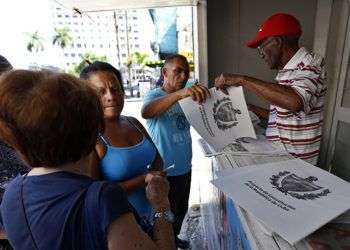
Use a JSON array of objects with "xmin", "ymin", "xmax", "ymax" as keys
[
  {"xmin": 26, "ymin": 31, "xmax": 45, "ymax": 52},
  {"xmin": 52, "ymin": 27, "xmax": 73, "ymax": 49},
  {"xmin": 145, "ymin": 60, "xmax": 164, "ymax": 68},
  {"xmin": 145, "ymin": 60, "xmax": 194, "ymax": 72},
  {"xmin": 68, "ymin": 52, "xmax": 107, "ymax": 76},
  {"xmin": 127, "ymin": 52, "xmax": 150, "ymax": 68}
]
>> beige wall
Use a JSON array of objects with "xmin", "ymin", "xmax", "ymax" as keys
[{"xmin": 207, "ymin": 0, "xmax": 318, "ymax": 108}]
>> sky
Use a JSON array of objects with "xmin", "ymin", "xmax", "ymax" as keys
[{"xmin": 0, "ymin": 0, "xmax": 55, "ymax": 68}]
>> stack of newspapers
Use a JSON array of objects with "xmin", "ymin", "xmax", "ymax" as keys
[{"xmin": 180, "ymin": 86, "xmax": 350, "ymax": 246}]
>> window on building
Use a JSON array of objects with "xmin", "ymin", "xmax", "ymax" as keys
[
  {"xmin": 135, "ymin": 44, "xmax": 139, "ymax": 48},
  {"xmin": 65, "ymin": 14, "xmax": 69, "ymax": 18},
  {"xmin": 57, "ymin": 14, "xmax": 62, "ymax": 18},
  {"xmin": 84, "ymin": 44, "xmax": 87, "ymax": 48},
  {"xmin": 77, "ymin": 44, "xmax": 81, "ymax": 48},
  {"xmin": 100, "ymin": 44, "xmax": 103, "ymax": 48},
  {"xmin": 92, "ymin": 44, "xmax": 95, "ymax": 48},
  {"xmin": 64, "ymin": 53, "xmax": 69, "ymax": 57},
  {"xmin": 122, "ymin": 53, "xmax": 126, "ymax": 57},
  {"xmin": 71, "ymin": 53, "xmax": 76, "ymax": 57}
]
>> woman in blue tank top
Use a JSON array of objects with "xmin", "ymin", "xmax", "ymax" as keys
[{"xmin": 80, "ymin": 62, "xmax": 164, "ymax": 222}]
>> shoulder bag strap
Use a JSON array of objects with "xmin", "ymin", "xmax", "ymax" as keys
[{"xmin": 20, "ymin": 174, "xmax": 39, "ymax": 250}]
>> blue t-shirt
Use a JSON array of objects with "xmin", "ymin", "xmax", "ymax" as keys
[
  {"xmin": 0, "ymin": 172, "xmax": 132, "ymax": 250},
  {"xmin": 143, "ymin": 88, "xmax": 192, "ymax": 176}
]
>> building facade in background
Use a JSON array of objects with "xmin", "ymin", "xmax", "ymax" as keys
[
  {"xmin": 50, "ymin": 5, "xmax": 154, "ymax": 70},
  {"xmin": 49, "ymin": 3, "xmax": 193, "ymax": 94}
]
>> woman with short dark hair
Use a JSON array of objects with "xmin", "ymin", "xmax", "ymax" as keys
[{"xmin": 0, "ymin": 70, "xmax": 174, "ymax": 250}]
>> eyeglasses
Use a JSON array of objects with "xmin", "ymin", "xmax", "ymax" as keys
[{"xmin": 257, "ymin": 38, "xmax": 275, "ymax": 56}]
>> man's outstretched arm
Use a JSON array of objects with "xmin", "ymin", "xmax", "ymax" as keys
[
  {"xmin": 142, "ymin": 85, "xmax": 210, "ymax": 119},
  {"xmin": 215, "ymin": 74, "xmax": 303, "ymax": 112}
]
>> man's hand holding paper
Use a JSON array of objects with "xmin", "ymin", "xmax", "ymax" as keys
[
  {"xmin": 179, "ymin": 86, "xmax": 256, "ymax": 152},
  {"xmin": 178, "ymin": 83, "xmax": 210, "ymax": 103}
]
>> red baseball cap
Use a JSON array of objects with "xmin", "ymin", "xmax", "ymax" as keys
[{"xmin": 245, "ymin": 13, "xmax": 302, "ymax": 48}]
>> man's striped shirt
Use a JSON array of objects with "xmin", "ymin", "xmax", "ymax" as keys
[{"xmin": 266, "ymin": 47, "xmax": 326, "ymax": 165}]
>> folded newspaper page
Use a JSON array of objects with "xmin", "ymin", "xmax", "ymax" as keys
[
  {"xmin": 179, "ymin": 86, "xmax": 256, "ymax": 152},
  {"xmin": 197, "ymin": 136, "xmax": 288, "ymax": 158},
  {"xmin": 211, "ymin": 159, "xmax": 350, "ymax": 245}
]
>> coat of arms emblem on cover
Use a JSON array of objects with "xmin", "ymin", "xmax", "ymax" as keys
[
  {"xmin": 270, "ymin": 171, "xmax": 331, "ymax": 200},
  {"xmin": 213, "ymin": 97, "xmax": 241, "ymax": 130}
]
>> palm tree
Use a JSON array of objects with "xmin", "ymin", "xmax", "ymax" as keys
[
  {"xmin": 52, "ymin": 27, "xmax": 73, "ymax": 69},
  {"xmin": 26, "ymin": 31, "xmax": 44, "ymax": 52},
  {"xmin": 69, "ymin": 52, "xmax": 107, "ymax": 76},
  {"xmin": 131, "ymin": 52, "xmax": 149, "ymax": 66},
  {"xmin": 52, "ymin": 27, "xmax": 73, "ymax": 49},
  {"xmin": 113, "ymin": 11, "xmax": 122, "ymax": 69}
]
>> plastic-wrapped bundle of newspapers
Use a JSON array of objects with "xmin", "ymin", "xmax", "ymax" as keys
[{"xmin": 198, "ymin": 157, "xmax": 246, "ymax": 250}]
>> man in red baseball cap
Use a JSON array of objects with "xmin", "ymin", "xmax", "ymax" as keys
[{"xmin": 215, "ymin": 13, "xmax": 327, "ymax": 165}]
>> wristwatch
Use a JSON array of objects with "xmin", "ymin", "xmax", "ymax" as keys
[{"xmin": 153, "ymin": 209, "xmax": 175, "ymax": 223}]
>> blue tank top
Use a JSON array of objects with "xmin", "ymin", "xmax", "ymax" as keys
[{"xmin": 99, "ymin": 132, "xmax": 157, "ymax": 219}]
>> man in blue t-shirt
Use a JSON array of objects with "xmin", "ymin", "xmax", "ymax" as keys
[{"xmin": 142, "ymin": 54, "xmax": 209, "ymax": 248}]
